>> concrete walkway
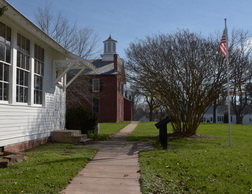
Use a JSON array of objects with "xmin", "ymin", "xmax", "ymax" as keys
[{"xmin": 61, "ymin": 121, "xmax": 153, "ymax": 194}]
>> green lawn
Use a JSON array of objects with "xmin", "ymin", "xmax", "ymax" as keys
[
  {"xmin": 130, "ymin": 122, "xmax": 252, "ymax": 193},
  {"xmin": 0, "ymin": 143, "xmax": 97, "ymax": 194},
  {"xmin": 88, "ymin": 121, "xmax": 131, "ymax": 140},
  {"xmin": 128, "ymin": 121, "xmax": 159, "ymax": 142},
  {"xmin": 99, "ymin": 121, "xmax": 130, "ymax": 135}
]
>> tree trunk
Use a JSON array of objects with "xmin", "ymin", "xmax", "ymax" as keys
[
  {"xmin": 149, "ymin": 108, "xmax": 153, "ymax": 121},
  {"xmin": 236, "ymin": 115, "xmax": 243, "ymax": 124}
]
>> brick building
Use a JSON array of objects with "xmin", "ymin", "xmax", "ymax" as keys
[{"xmin": 67, "ymin": 36, "xmax": 133, "ymax": 122}]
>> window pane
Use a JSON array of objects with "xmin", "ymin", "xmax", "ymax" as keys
[
  {"xmin": 16, "ymin": 34, "xmax": 30, "ymax": 103},
  {"xmin": 21, "ymin": 53, "xmax": 25, "ymax": 69},
  {"xmin": 24, "ymin": 88, "xmax": 28, "ymax": 102},
  {"xmin": 34, "ymin": 75, "xmax": 42, "ymax": 90},
  {"xmin": 17, "ymin": 52, "xmax": 20, "ymax": 67},
  {"xmin": 16, "ymin": 86, "xmax": 23, "ymax": 102},
  {"xmin": 3, "ymin": 64, "xmax": 8, "ymax": 82},
  {"xmin": 16, "ymin": 86, "xmax": 19, "ymax": 102},
  {"xmin": 34, "ymin": 44, "xmax": 44, "ymax": 104},
  {"xmin": 6, "ymin": 45, "xmax": 11, "ymax": 63},
  {"xmin": 26, "ymin": 39, "xmax": 30, "ymax": 55},
  {"xmin": 0, "ymin": 23, "xmax": 11, "ymax": 64},
  {"xmin": 4, "ymin": 83, "xmax": 8, "ymax": 100},
  {"xmin": 0, "ymin": 22, "xmax": 5, "ymax": 38},
  {"xmin": 16, "ymin": 69, "xmax": 20, "ymax": 84},
  {"xmin": 0, "ymin": 83, "xmax": 2, "ymax": 100},
  {"xmin": 21, "ymin": 35, "xmax": 25, "ymax": 52},
  {"xmin": 19, "ymin": 70, "xmax": 24, "ymax": 85},
  {"xmin": 0, "ymin": 63, "xmax": 2, "ymax": 80},
  {"xmin": 25, "ymin": 55, "xmax": 30, "ymax": 70},
  {"xmin": 24, "ymin": 71, "xmax": 28, "ymax": 86},
  {"xmin": 92, "ymin": 79, "xmax": 100, "ymax": 92},
  {"xmin": 6, "ymin": 27, "xmax": 11, "ymax": 42},
  {"xmin": 34, "ymin": 90, "xmax": 42, "ymax": 104},
  {"xmin": 35, "ymin": 61, "xmax": 38, "ymax": 74},
  {"xmin": 0, "ymin": 42, "xmax": 5, "ymax": 61}
]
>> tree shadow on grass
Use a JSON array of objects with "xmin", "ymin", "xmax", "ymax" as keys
[{"xmin": 127, "ymin": 136, "xmax": 158, "ymax": 142}]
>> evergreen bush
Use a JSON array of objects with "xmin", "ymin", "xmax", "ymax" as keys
[{"xmin": 66, "ymin": 105, "xmax": 98, "ymax": 134}]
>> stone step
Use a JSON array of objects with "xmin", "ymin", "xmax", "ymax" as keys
[
  {"xmin": 51, "ymin": 130, "xmax": 93, "ymax": 144},
  {"xmin": 51, "ymin": 130, "xmax": 82, "ymax": 143}
]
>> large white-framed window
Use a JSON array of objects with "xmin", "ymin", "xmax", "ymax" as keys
[
  {"xmin": 16, "ymin": 33, "xmax": 30, "ymax": 103},
  {"xmin": 0, "ymin": 22, "xmax": 11, "ymax": 102},
  {"xmin": 34, "ymin": 44, "xmax": 44, "ymax": 104}
]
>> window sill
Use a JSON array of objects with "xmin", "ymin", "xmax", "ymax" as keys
[
  {"xmin": 0, "ymin": 102, "xmax": 44, "ymax": 108},
  {"xmin": 0, "ymin": 100, "xmax": 9, "ymax": 105}
]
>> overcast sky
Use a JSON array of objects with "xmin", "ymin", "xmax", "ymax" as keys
[{"xmin": 6, "ymin": 0, "xmax": 252, "ymax": 59}]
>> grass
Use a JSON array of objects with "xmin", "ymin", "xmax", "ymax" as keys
[
  {"xmin": 99, "ymin": 121, "xmax": 130, "ymax": 136},
  {"xmin": 130, "ymin": 122, "xmax": 252, "ymax": 194},
  {"xmin": 128, "ymin": 121, "xmax": 159, "ymax": 142},
  {"xmin": 88, "ymin": 121, "xmax": 130, "ymax": 140},
  {"xmin": 0, "ymin": 143, "xmax": 97, "ymax": 194}
]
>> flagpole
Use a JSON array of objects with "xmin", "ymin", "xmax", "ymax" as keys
[{"xmin": 225, "ymin": 18, "xmax": 232, "ymax": 147}]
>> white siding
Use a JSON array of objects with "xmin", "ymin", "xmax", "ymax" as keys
[
  {"xmin": 0, "ymin": 66, "xmax": 66, "ymax": 147},
  {"xmin": 243, "ymin": 114, "xmax": 252, "ymax": 125},
  {"xmin": 0, "ymin": 16, "xmax": 66, "ymax": 148}
]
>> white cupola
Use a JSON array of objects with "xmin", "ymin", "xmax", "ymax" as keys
[{"xmin": 101, "ymin": 35, "xmax": 118, "ymax": 62}]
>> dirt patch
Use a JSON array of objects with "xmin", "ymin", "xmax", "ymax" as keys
[
  {"xmin": 168, "ymin": 133, "xmax": 215, "ymax": 139},
  {"xmin": 187, "ymin": 134, "xmax": 215, "ymax": 139}
]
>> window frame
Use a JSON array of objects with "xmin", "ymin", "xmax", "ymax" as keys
[
  {"xmin": 34, "ymin": 44, "xmax": 44, "ymax": 105},
  {"xmin": 92, "ymin": 78, "xmax": 100, "ymax": 92},
  {"xmin": 0, "ymin": 22, "xmax": 11, "ymax": 102},
  {"xmin": 16, "ymin": 33, "xmax": 30, "ymax": 103}
]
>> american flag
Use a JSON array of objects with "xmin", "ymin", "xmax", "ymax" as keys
[{"xmin": 219, "ymin": 28, "xmax": 227, "ymax": 57}]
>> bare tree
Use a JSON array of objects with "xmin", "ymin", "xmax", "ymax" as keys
[
  {"xmin": 228, "ymin": 30, "xmax": 252, "ymax": 124},
  {"xmin": 66, "ymin": 74, "xmax": 115, "ymax": 111},
  {"xmin": 34, "ymin": 4, "xmax": 100, "ymax": 59},
  {"xmin": 245, "ymin": 82, "xmax": 252, "ymax": 104},
  {"xmin": 126, "ymin": 30, "xmax": 229, "ymax": 136},
  {"xmin": 129, "ymin": 84, "xmax": 161, "ymax": 121}
]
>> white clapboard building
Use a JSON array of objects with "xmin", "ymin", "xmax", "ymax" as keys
[{"xmin": 0, "ymin": 1, "xmax": 93, "ymax": 152}]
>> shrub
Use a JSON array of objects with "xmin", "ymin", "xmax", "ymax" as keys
[{"xmin": 66, "ymin": 105, "xmax": 98, "ymax": 134}]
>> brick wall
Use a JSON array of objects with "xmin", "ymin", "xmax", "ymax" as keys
[
  {"xmin": 4, "ymin": 138, "xmax": 49, "ymax": 152},
  {"xmin": 124, "ymin": 98, "xmax": 133, "ymax": 121}
]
